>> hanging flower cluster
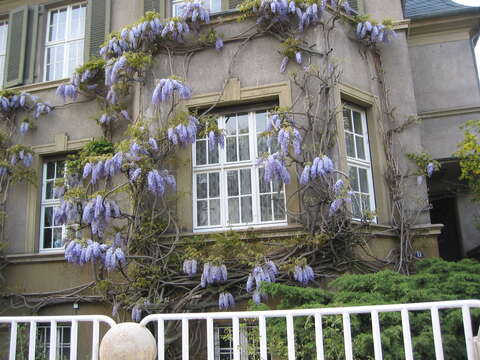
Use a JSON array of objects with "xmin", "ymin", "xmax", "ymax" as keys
[
  {"xmin": 356, "ymin": 18, "xmax": 397, "ymax": 43},
  {"xmin": 9, "ymin": 148, "xmax": 34, "ymax": 168},
  {"xmin": 265, "ymin": 112, "xmax": 302, "ymax": 155},
  {"xmin": 180, "ymin": 0, "xmax": 211, "ymax": 24},
  {"xmin": 182, "ymin": 258, "xmax": 198, "ymax": 276},
  {"xmin": 257, "ymin": 152, "xmax": 291, "ymax": 184},
  {"xmin": 279, "ymin": 38, "xmax": 303, "ymax": 73},
  {"xmin": 82, "ymin": 195, "xmax": 121, "ymax": 237},
  {"xmin": 65, "ymin": 239, "xmax": 126, "ymax": 271},
  {"xmin": 299, "ymin": 155, "xmax": 335, "ymax": 185},
  {"xmin": 218, "ymin": 292, "xmax": 235, "ymax": 310},
  {"xmin": 152, "ymin": 78, "xmax": 192, "ymax": 104},
  {"xmin": 246, "ymin": 261, "xmax": 278, "ymax": 292},
  {"xmin": 54, "ymin": 200, "xmax": 80, "ymax": 225},
  {"xmin": 167, "ymin": 115, "xmax": 199, "ymax": 145},
  {"xmin": 147, "ymin": 169, "xmax": 176, "ymax": 196},
  {"xmin": 83, "ymin": 152, "xmax": 124, "ymax": 184},
  {"xmin": 293, "ymin": 264, "xmax": 315, "ymax": 284},
  {"xmin": 427, "ymin": 162, "xmax": 435, "ymax": 177},
  {"xmin": 200, "ymin": 263, "xmax": 228, "ymax": 287}
]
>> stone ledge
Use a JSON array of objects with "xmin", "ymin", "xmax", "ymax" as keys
[{"xmin": 4, "ymin": 251, "xmax": 66, "ymax": 264}]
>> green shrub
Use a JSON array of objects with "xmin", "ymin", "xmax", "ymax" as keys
[{"xmin": 255, "ymin": 258, "xmax": 480, "ymax": 360}]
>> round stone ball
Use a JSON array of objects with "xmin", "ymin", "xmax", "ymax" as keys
[{"xmin": 99, "ymin": 322, "xmax": 157, "ymax": 360}]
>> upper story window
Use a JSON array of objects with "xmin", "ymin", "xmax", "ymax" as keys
[
  {"xmin": 44, "ymin": 3, "xmax": 86, "ymax": 81},
  {"xmin": 0, "ymin": 20, "xmax": 8, "ymax": 88},
  {"xmin": 343, "ymin": 104, "xmax": 376, "ymax": 220},
  {"xmin": 40, "ymin": 159, "xmax": 66, "ymax": 251},
  {"xmin": 192, "ymin": 110, "xmax": 287, "ymax": 231},
  {"xmin": 173, "ymin": 0, "xmax": 222, "ymax": 16}
]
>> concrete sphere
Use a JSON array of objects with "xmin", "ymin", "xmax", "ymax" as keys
[{"xmin": 99, "ymin": 322, "xmax": 157, "ymax": 360}]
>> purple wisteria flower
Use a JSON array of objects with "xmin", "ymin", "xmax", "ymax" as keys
[
  {"xmin": 19, "ymin": 122, "xmax": 30, "ymax": 135},
  {"xmin": 33, "ymin": 103, "xmax": 53, "ymax": 119},
  {"xmin": 333, "ymin": 179, "xmax": 344, "ymax": 193},
  {"xmin": 246, "ymin": 261, "xmax": 278, "ymax": 293},
  {"xmin": 215, "ymin": 36, "xmax": 224, "ymax": 50},
  {"xmin": 161, "ymin": 19, "xmax": 190, "ymax": 41},
  {"xmin": 218, "ymin": 292, "xmax": 235, "ymax": 310},
  {"xmin": 300, "ymin": 164, "xmax": 311, "ymax": 185},
  {"xmin": 200, "ymin": 263, "xmax": 228, "ymax": 287},
  {"xmin": 0, "ymin": 166, "xmax": 8, "ymax": 177},
  {"xmin": 181, "ymin": 0, "xmax": 211, "ymax": 24},
  {"xmin": 328, "ymin": 191, "xmax": 352, "ymax": 216},
  {"xmin": 11, "ymin": 151, "xmax": 34, "ymax": 168},
  {"xmin": 131, "ymin": 305, "xmax": 142, "ymax": 322},
  {"xmin": 83, "ymin": 152, "xmax": 123, "ymax": 184},
  {"xmin": 182, "ymin": 259, "xmax": 198, "ymax": 276},
  {"xmin": 208, "ymin": 130, "xmax": 225, "ymax": 150},
  {"xmin": 82, "ymin": 195, "xmax": 121, "ymax": 237},
  {"xmin": 257, "ymin": 152, "xmax": 291, "ymax": 184},
  {"xmin": 280, "ymin": 56, "xmax": 289, "ymax": 73},
  {"xmin": 53, "ymin": 185, "xmax": 65, "ymax": 198},
  {"xmin": 56, "ymin": 83, "xmax": 78, "ymax": 102},
  {"xmin": 130, "ymin": 167, "xmax": 142, "ymax": 182},
  {"xmin": 293, "ymin": 265, "xmax": 315, "ymax": 284},
  {"xmin": 295, "ymin": 51, "xmax": 302, "ymax": 64},
  {"xmin": 54, "ymin": 200, "xmax": 79, "ymax": 225},
  {"xmin": 65, "ymin": 239, "xmax": 109, "ymax": 265},
  {"xmin": 152, "ymin": 78, "xmax": 192, "ymax": 104},
  {"xmin": 167, "ymin": 116, "xmax": 199, "ymax": 146},
  {"xmin": 427, "ymin": 162, "xmax": 435, "ymax": 177},
  {"xmin": 356, "ymin": 21, "xmax": 397, "ymax": 43},
  {"xmin": 105, "ymin": 246, "xmax": 127, "ymax": 271},
  {"xmin": 147, "ymin": 169, "xmax": 176, "ymax": 196}
]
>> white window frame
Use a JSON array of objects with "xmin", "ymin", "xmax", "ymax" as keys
[
  {"xmin": 44, "ymin": 2, "xmax": 86, "ymax": 82},
  {"xmin": 343, "ymin": 104, "xmax": 376, "ymax": 221},
  {"xmin": 37, "ymin": 323, "xmax": 71, "ymax": 359},
  {"xmin": 214, "ymin": 325, "xmax": 271, "ymax": 360},
  {"xmin": 40, "ymin": 159, "xmax": 66, "ymax": 252},
  {"xmin": 0, "ymin": 20, "xmax": 8, "ymax": 89},
  {"xmin": 172, "ymin": 0, "xmax": 222, "ymax": 17},
  {"xmin": 192, "ymin": 110, "xmax": 288, "ymax": 232}
]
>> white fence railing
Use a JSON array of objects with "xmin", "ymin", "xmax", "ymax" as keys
[
  {"xmin": 140, "ymin": 299, "xmax": 480, "ymax": 360},
  {"xmin": 1, "ymin": 300, "xmax": 479, "ymax": 360},
  {"xmin": 0, "ymin": 315, "xmax": 116, "ymax": 360}
]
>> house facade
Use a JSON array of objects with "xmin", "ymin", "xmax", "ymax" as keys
[{"xmin": 0, "ymin": 0, "xmax": 479, "ymax": 357}]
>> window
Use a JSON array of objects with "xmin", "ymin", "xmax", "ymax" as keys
[
  {"xmin": 44, "ymin": 3, "xmax": 86, "ymax": 81},
  {"xmin": 0, "ymin": 20, "xmax": 8, "ymax": 88},
  {"xmin": 343, "ymin": 105, "xmax": 376, "ymax": 220},
  {"xmin": 36, "ymin": 323, "xmax": 71, "ymax": 359},
  {"xmin": 193, "ymin": 110, "xmax": 287, "ymax": 231},
  {"xmin": 214, "ymin": 326, "xmax": 272, "ymax": 360},
  {"xmin": 40, "ymin": 159, "xmax": 65, "ymax": 251},
  {"xmin": 173, "ymin": 0, "xmax": 222, "ymax": 16}
]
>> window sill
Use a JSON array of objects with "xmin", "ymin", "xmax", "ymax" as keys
[
  {"xmin": 10, "ymin": 78, "xmax": 69, "ymax": 94},
  {"xmin": 5, "ymin": 251, "xmax": 66, "ymax": 264}
]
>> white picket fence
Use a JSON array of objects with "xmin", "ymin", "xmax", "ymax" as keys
[{"xmin": 1, "ymin": 300, "xmax": 480, "ymax": 360}]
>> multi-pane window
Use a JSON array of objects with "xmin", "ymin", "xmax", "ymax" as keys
[
  {"xmin": 40, "ymin": 159, "xmax": 65, "ymax": 251},
  {"xmin": 172, "ymin": 0, "xmax": 222, "ymax": 16},
  {"xmin": 343, "ymin": 105, "xmax": 376, "ymax": 220},
  {"xmin": 214, "ymin": 326, "xmax": 272, "ymax": 360},
  {"xmin": 193, "ymin": 110, "xmax": 287, "ymax": 231},
  {"xmin": 36, "ymin": 323, "xmax": 71, "ymax": 359},
  {"xmin": 0, "ymin": 21, "xmax": 8, "ymax": 88},
  {"xmin": 44, "ymin": 3, "xmax": 86, "ymax": 81}
]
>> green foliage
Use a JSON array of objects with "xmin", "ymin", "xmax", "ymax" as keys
[
  {"xmin": 65, "ymin": 138, "xmax": 115, "ymax": 175},
  {"xmin": 455, "ymin": 120, "xmax": 480, "ymax": 201},
  {"xmin": 255, "ymin": 258, "xmax": 480, "ymax": 360},
  {"xmin": 406, "ymin": 152, "xmax": 440, "ymax": 177},
  {"xmin": 280, "ymin": 38, "xmax": 301, "ymax": 59}
]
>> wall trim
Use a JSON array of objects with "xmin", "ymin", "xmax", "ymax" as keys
[
  {"xmin": 185, "ymin": 79, "xmax": 292, "ymax": 109},
  {"xmin": 11, "ymin": 78, "xmax": 68, "ymax": 93},
  {"xmin": 5, "ymin": 252, "xmax": 66, "ymax": 264},
  {"xmin": 419, "ymin": 105, "xmax": 480, "ymax": 119}
]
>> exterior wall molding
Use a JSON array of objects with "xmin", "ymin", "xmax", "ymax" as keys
[
  {"xmin": 24, "ymin": 134, "xmax": 93, "ymax": 254},
  {"xmin": 185, "ymin": 79, "xmax": 292, "ymax": 108},
  {"xmin": 11, "ymin": 78, "xmax": 68, "ymax": 93},
  {"xmin": 408, "ymin": 13, "xmax": 480, "ymax": 46},
  {"xmin": 419, "ymin": 105, "xmax": 480, "ymax": 119},
  {"xmin": 5, "ymin": 252, "xmax": 66, "ymax": 264}
]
